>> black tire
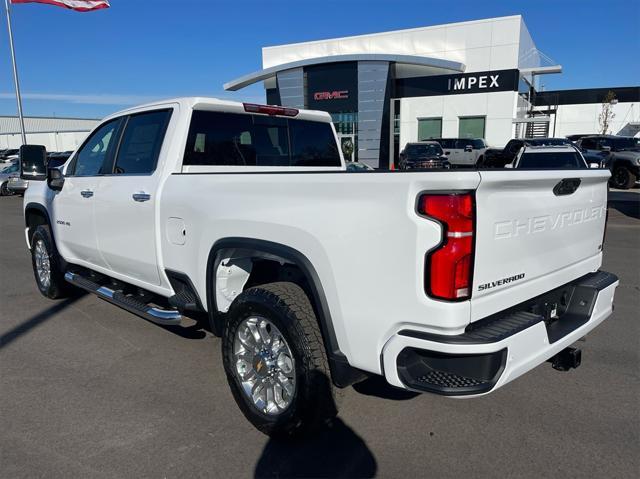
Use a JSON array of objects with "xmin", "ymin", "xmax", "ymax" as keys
[
  {"xmin": 222, "ymin": 281, "xmax": 339, "ymax": 438},
  {"xmin": 0, "ymin": 181, "xmax": 13, "ymax": 196},
  {"xmin": 610, "ymin": 165, "xmax": 637, "ymax": 190},
  {"xmin": 30, "ymin": 225, "xmax": 70, "ymax": 299}
]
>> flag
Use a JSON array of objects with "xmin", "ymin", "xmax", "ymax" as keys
[{"xmin": 11, "ymin": 0, "xmax": 110, "ymax": 12}]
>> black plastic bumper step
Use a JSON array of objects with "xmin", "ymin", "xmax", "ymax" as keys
[
  {"xmin": 397, "ymin": 348, "xmax": 507, "ymax": 396},
  {"xmin": 415, "ymin": 370, "xmax": 488, "ymax": 389},
  {"xmin": 399, "ymin": 310, "xmax": 543, "ymax": 345},
  {"xmin": 399, "ymin": 271, "xmax": 618, "ymax": 346}
]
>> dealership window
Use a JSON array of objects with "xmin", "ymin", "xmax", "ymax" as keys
[
  {"xmin": 459, "ymin": 116, "xmax": 486, "ymax": 139},
  {"xmin": 418, "ymin": 118, "xmax": 442, "ymax": 140}
]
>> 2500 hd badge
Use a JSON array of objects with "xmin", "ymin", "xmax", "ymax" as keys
[{"xmin": 478, "ymin": 273, "xmax": 526, "ymax": 291}]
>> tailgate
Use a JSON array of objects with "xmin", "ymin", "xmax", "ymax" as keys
[{"xmin": 471, "ymin": 169, "xmax": 610, "ymax": 317}]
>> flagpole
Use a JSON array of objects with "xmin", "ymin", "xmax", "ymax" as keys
[{"xmin": 4, "ymin": 0, "xmax": 27, "ymax": 145}]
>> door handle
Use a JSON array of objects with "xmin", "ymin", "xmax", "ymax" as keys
[
  {"xmin": 132, "ymin": 192, "xmax": 151, "ymax": 202},
  {"xmin": 80, "ymin": 190, "xmax": 93, "ymax": 198}
]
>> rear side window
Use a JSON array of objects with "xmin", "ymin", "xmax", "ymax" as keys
[
  {"xmin": 183, "ymin": 111, "xmax": 340, "ymax": 167},
  {"xmin": 114, "ymin": 109, "xmax": 172, "ymax": 175},
  {"xmin": 289, "ymin": 119, "xmax": 340, "ymax": 166},
  {"xmin": 435, "ymin": 139, "xmax": 454, "ymax": 149},
  {"xmin": 597, "ymin": 138, "xmax": 613, "ymax": 149},
  {"xmin": 518, "ymin": 152, "xmax": 586, "ymax": 169}
]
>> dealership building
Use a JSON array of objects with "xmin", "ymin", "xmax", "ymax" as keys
[
  {"xmin": 225, "ymin": 15, "xmax": 639, "ymax": 168},
  {"xmin": 0, "ymin": 115, "xmax": 99, "ymax": 151}
]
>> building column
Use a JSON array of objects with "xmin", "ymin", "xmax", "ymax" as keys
[{"xmin": 357, "ymin": 61, "xmax": 390, "ymax": 168}]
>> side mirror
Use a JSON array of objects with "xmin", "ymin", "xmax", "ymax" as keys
[
  {"xmin": 465, "ymin": 145, "xmax": 473, "ymax": 152},
  {"xmin": 20, "ymin": 144, "xmax": 47, "ymax": 180},
  {"xmin": 504, "ymin": 163, "xmax": 514, "ymax": 169},
  {"xmin": 47, "ymin": 167, "xmax": 65, "ymax": 191},
  {"xmin": 589, "ymin": 162, "xmax": 601, "ymax": 169},
  {"xmin": 600, "ymin": 146, "xmax": 611, "ymax": 153}
]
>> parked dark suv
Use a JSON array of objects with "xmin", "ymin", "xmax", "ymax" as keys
[
  {"xmin": 577, "ymin": 135, "xmax": 640, "ymax": 189},
  {"xmin": 481, "ymin": 138, "xmax": 570, "ymax": 168},
  {"xmin": 399, "ymin": 142, "xmax": 450, "ymax": 170}
]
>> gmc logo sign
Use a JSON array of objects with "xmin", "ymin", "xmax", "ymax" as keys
[{"xmin": 313, "ymin": 90, "xmax": 349, "ymax": 100}]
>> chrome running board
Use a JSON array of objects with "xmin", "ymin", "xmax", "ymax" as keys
[{"xmin": 65, "ymin": 271, "xmax": 182, "ymax": 326}]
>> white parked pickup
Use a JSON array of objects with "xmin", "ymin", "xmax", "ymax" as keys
[{"xmin": 21, "ymin": 97, "xmax": 618, "ymax": 437}]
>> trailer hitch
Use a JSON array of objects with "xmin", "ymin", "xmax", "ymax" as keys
[{"xmin": 548, "ymin": 347, "xmax": 582, "ymax": 371}]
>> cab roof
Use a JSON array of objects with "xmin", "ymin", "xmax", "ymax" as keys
[{"xmin": 103, "ymin": 97, "xmax": 333, "ymax": 124}]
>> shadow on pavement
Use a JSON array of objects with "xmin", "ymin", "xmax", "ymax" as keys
[
  {"xmin": 0, "ymin": 295, "xmax": 82, "ymax": 349},
  {"xmin": 254, "ymin": 417, "xmax": 377, "ymax": 478},
  {"xmin": 352, "ymin": 375, "xmax": 420, "ymax": 400},
  {"xmin": 609, "ymin": 201, "xmax": 640, "ymax": 220},
  {"xmin": 608, "ymin": 190, "xmax": 640, "ymax": 220},
  {"xmin": 162, "ymin": 317, "xmax": 209, "ymax": 340}
]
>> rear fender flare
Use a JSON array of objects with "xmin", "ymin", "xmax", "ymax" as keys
[{"xmin": 205, "ymin": 238, "xmax": 366, "ymax": 387}]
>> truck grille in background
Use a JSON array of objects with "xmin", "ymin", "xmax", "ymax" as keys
[{"xmin": 409, "ymin": 159, "xmax": 446, "ymax": 169}]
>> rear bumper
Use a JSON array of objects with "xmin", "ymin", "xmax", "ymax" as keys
[{"xmin": 381, "ymin": 271, "xmax": 618, "ymax": 396}]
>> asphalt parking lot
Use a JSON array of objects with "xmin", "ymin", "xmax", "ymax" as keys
[{"xmin": 1, "ymin": 191, "xmax": 638, "ymax": 478}]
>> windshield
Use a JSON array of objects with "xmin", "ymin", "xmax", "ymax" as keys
[
  {"xmin": 518, "ymin": 152, "xmax": 586, "ymax": 169},
  {"xmin": 405, "ymin": 144, "xmax": 443, "ymax": 157},
  {"xmin": 613, "ymin": 137, "xmax": 640, "ymax": 150}
]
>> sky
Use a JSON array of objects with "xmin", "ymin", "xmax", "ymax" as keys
[{"xmin": 1, "ymin": 0, "xmax": 638, "ymax": 119}]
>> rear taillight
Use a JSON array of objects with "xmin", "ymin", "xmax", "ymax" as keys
[
  {"xmin": 418, "ymin": 192, "xmax": 475, "ymax": 301},
  {"xmin": 243, "ymin": 103, "xmax": 299, "ymax": 117}
]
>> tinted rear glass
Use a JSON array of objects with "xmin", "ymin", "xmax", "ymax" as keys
[
  {"xmin": 183, "ymin": 111, "xmax": 340, "ymax": 167},
  {"xmin": 433, "ymin": 139, "xmax": 454, "ymax": 149},
  {"xmin": 613, "ymin": 137, "xmax": 639, "ymax": 149},
  {"xmin": 526, "ymin": 138, "xmax": 569, "ymax": 146},
  {"xmin": 289, "ymin": 119, "xmax": 341, "ymax": 166},
  {"xmin": 519, "ymin": 152, "xmax": 585, "ymax": 169}
]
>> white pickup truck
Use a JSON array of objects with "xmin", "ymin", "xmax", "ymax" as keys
[{"xmin": 20, "ymin": 97, "xmax": 618, "ymax": 437}]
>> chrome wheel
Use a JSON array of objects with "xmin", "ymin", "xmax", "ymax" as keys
[
  {"xmin": 34, "ymin": 239, "xmax": 51, "ymax": 289},
  {"xmin": 233, "ymin": 316, "xmax": 296, "ymax": 415}
]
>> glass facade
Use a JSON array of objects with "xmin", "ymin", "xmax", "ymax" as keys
[
  {"xmin": 331, "ymin": 112, "xmax": 358, "ymax": 161},
  {"xmin": 331, "ymin": 112, "xmax": 358, "ymax": 135}
]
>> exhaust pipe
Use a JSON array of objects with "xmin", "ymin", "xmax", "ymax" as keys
[{"xmin": 548, "ymin": 347, "xmax": 582, "ymax": 371}]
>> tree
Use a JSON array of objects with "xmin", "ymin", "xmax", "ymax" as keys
[{"xmin": 598, "ymin": 91, "xmax": 617, "ymax": 134}]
